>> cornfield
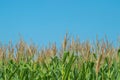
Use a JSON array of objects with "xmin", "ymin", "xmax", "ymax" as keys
[{"xmin": 0, "ymin": 34, "xmax": 120, "ymax": 80}]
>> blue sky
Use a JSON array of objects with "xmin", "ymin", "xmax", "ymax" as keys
[{"xmin": 0, "ymin": 0, "xmax": 120, "ymax": 46}]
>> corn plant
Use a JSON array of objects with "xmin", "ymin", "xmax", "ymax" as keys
[{"xmin": 0, "ymin": 35, "xmax": 120, "ymax": 80}]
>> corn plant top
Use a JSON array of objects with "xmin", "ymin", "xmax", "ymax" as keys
[{"xmin": 0, "ymin": 35, "xmax": 120, "ymax": 80}]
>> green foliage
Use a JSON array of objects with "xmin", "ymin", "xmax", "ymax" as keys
[{"xmin": 0, "ymin": 51, "xmax": 120, "ymax": 80}]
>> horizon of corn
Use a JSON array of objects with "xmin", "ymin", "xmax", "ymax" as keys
[{"xmin": 0, "ymin": 34, "xmax": 120, "ymax": 80}]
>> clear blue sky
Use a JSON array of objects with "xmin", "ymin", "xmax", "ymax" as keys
[{"xmin": 0, "ymin": 0, "xmax": 120, "ymax": 46}]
